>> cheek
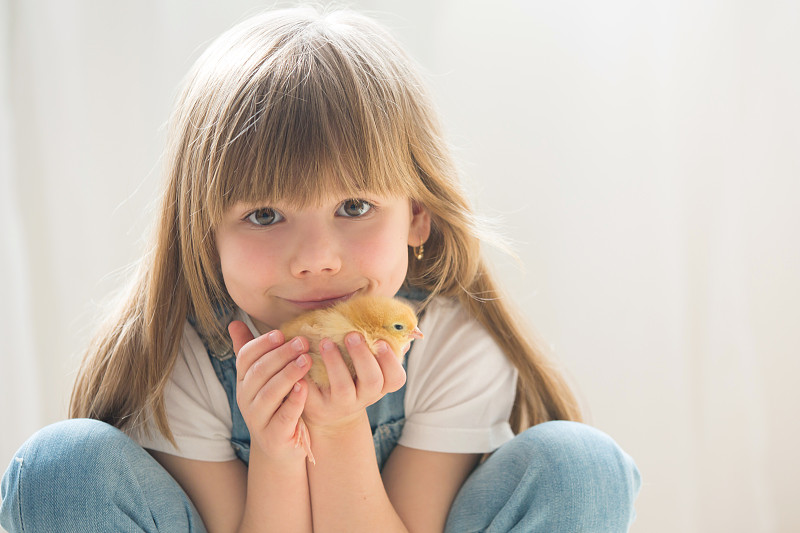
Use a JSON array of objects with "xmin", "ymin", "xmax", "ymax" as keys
[
  {"xmin": 349, "ymin": 223, "xmax": 410, "ymax": 284},
  {"xmin": 217, "ymin": 232, "xmax": 280, "ymax": 288}
]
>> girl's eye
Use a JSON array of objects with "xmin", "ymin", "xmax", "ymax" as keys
[
  {"xmin": 337, "ymin": 199, "xmax": 372, "ymax": 217},
  {"xmin": 246, "ymin": 208, "xmax": 283, "ymax": 226}
]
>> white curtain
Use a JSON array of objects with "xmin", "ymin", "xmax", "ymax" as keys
[{"xmin": 2, "ymin": 1, "xmax": 798, "ymax": 531}]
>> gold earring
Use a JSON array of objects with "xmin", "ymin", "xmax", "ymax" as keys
[{"xmin": 414, "ymin": 242, "xmax": 425, "ymax": 260}]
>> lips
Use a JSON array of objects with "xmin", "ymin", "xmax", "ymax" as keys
[{"xmin": 283, "ymin": 291, "xmax": 359, "ymax": 311}]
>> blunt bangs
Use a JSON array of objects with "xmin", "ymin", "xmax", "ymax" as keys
[{"xmin": 188, "ymin": 10, "xmax": 424, "ymax": 225}]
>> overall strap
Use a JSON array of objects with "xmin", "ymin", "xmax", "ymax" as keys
[{"xmin": 188, "ymin": 313, "xmax": 250, "ymax": 463}]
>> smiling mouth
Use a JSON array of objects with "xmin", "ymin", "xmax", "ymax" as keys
[{"xmin": 283, "ymin": 291, "xmax": 358, "ymax": 311}]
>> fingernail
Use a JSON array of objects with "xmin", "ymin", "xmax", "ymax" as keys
[
  {"xmin": 268, "ymin": 330, "xmax": 281, "ymax": 343},
  {"xmin": 320, "ymin": 339, "xmax": 333, "ymax": 352},
  {"xmin": 295, "ymin": 354, "xmax": 307, "ymax": 367},
  {"xmin": 292, "ymin": 337, "xmax": 304, "ymax": 351},
  {"xmin": 346, "ymin": 333, "xmax": 362, "ymax": 347},
  {"xmin": 376, "ymin": 341, "xmax": 390, "ymax": 355}
]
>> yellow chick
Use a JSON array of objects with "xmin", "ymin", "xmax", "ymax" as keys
[{"xmin": 279, "ymin": 294, "xmax": 423, "ymax": 463}]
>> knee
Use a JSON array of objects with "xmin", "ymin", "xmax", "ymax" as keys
[
  {"xmin": 3, "ymin": 420, "xmax": 204, "ymax": 532},
  {"xmin": 4, "ymin": 419, "xmax": 141, "ymax": 493},
  {"xmin": 31, "ymin": 418, "xmax": 132, "ymax": 458},
  {"xmin": 513, "ymin": 421, "xmax": 641, "ymax": 508},
  {"xmin": 447, "ymin": 422, "xmax": 640, "ymax": 532},
  {"xmin": 2, "ymin": 419, "xmax": 139, "ymax": 531},
  {"xmin": 35, "ymin": 417, "xmax": 128, "ymax": 447}
]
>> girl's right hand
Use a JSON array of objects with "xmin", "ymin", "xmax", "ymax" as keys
[{"xmin": 228, "ymin": 320, "xmax": 312, "ymax": 462}]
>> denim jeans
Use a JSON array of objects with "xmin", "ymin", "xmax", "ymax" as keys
[
  {"xmin": 1, "ymin": 418, "xmax": 639, "ymax": 532},
  {"xmin": 1, "ymin": 418, "xmax": 206, "ymax": 532},
  {"xmin": 445, "ymin": 421, "xmax": 641, "ymax": 532}
]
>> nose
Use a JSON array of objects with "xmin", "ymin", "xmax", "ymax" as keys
[{"xmin": 289, "ymin": 225, "xmax": 342, "ymax": 278}]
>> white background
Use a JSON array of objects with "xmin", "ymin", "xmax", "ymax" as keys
[{"xmin": 2, "ymin": 1, "xmax": 799, "ymax": 531}]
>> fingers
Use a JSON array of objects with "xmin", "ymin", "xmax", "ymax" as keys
[
  {"xmin": 249, "ymin": 352, "xmax": 310, "ymax": 411},
  {"xmin": 228, "ymin": 320, "xmax": 255, "ymax": 356},
  {"xmin": 269, "ymin": 380, "xmax": 307, "ymax": 436},
  {"xmin": 231, "ymin": 325, "xmax": 307, "ymax": 385},
  {"xmin": 346, "ymin": 333, "xmax": 385, "ymax": 394},
  {"xmin": 231, "ymin": 324, "xmax": 282, "ymax": 379},
  {"xmin": 374, "ymin": 341, "xmax": 407, "ymax": 394},
  {"xmin": 317, "ymin": 333, "xmax": 405, "ymax": 399},
  {"xmin": 240, "ymin": 342, "xmax": 310, "ymax": 411},
  {"xmin": 227, "ymin": 322, "xmax": 314, "ymax": 459},
  {"xmin": 318, "ymin": 337, "xmax": 357, "ymax": 398},
  {"xmin": 228, "ymin": 321, "xmax": 311, "ymax": 413},
  {"xmin": 242, "ymin": 350, "xmax": 311, "ymax": 446}
]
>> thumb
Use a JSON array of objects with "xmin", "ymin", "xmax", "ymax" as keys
[{"xmin": 228, "ymin": 320, "xmax": 255, "ymax": 357}]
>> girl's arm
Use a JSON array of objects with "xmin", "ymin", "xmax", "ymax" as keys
[
  {"xmin": 150, "ymin": 446, "xmax": 311, "ymax": 533},
  {"xmin": 160, "ymin": 322, "xmax": 311, "ymax": 533},
  {"xmin": 143, "ymin": 322, "xmax": 313, "ymax": 532},
  {"xmin": 305, "ymin": 417, "xmax": 479, "ymax": 533},
  {"xmin": 382, "ymin": 446, "xmax": 481, "ymax": 532},
  {"xmin": 148, "ymin": 452, "xmax": 247, "ymax": 533},
  {"xmin": 303, "ymin": 333, "xmax": 476, "ymax": 532},
  {"xmin": 306, "ymin": 412, "xmax": 404, "ymax": 532},
  {"xmin": 146, "ymin": 321, "xmax": 312, "ymax": 532}
]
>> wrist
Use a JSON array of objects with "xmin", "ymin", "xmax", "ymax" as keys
[
  {"xmin": 243, "ymin": 446, "xmax": 312, "ymax": 533},
  {"xmin": 250, "ymin": 440, "xmax": 309, "ymax": 471},
  {"xmin": 306, "ymin": 410, "xmax": 369, "ymax": 439}
]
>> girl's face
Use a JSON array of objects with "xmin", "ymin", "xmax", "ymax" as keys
[{"xmin": 215, "ymin": 193, "xmax": 430, "ymax": 333}]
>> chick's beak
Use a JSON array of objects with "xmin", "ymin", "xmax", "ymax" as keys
[{"xmin": 409, "ymin": 326, "xmax": 423, "ymax": 339}]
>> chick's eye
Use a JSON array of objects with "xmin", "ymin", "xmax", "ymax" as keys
[
  {"xmin": 393, "ymin": 323, "xmax": 405, "ymax": 331},
  {"xmin": 338, "ymin": 199, "xmax": 372, "ymax": 217},
  {"xmin": 246, "ymin": 208, "xmax": 283, "ymax": 226}
]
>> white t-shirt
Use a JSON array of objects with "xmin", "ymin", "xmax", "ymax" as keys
[{"xmin": 128, "ymin": 297, "xmax": 517, "ymax": 461}]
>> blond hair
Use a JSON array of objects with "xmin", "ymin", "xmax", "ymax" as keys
[{"xmin": 70, "ymin": 6, "xmax": 581, "ymax": 441}]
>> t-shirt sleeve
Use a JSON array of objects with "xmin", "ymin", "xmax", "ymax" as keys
[
  {"xmin": 399, "ymin": 298, "xmax": 518, "ymax": 453},
  {"xmin": 126, "ymin": 322, "xmax": 237, "ymax": 462}
]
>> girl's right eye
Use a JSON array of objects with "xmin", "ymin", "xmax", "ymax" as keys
[{"xmin": 245, "ymin": 208, "xmax": 283, "ymax": 226}]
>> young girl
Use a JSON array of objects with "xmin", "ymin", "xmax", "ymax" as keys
[{"xmin": 1, "ymin": 7, "xmax": 640, "ymax": 532}]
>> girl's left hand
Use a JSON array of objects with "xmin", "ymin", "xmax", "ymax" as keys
[{"xmin": 302, "ymin": 332, "xmax": 406, "ymax": 433}]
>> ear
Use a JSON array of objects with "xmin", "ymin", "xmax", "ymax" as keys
[{"xmin": 408, "ymin": 201, "xmax": 431, "ymax": 246}]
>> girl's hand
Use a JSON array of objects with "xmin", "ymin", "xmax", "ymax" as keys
[
  {"xmin": 228, "ymin": 320, "xmax": 312, "ymax": 462},
  {"xmin": 303, "ymin": 332, "xmax": 406, "ymax": 434}
]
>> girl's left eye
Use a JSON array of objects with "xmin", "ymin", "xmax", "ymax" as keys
[{"xmin": 337, "ymin": 199, "xmax": 373, "ymax": 217}]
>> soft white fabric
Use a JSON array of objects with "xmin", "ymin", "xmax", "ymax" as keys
[
  {"xmin": 398, "ymin": 298, "xmax": 517, "ymax": 453},
  {"xmin": 129, "ymin": 297, "xmax": 517, "ymax": 461},
  {"xmin": 129, "ymin": 323, "xmax": 235, "ymax": 461}
]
